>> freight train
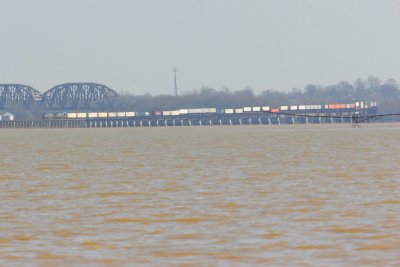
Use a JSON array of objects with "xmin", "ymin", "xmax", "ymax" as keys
[{"xmin": 41, "ymin": 101, "xmax": 377, "ymax": 120}]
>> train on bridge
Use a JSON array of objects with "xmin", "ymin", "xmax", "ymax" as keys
[
  {"xmin": 41, "ymin": 101, "xmax": 376, "ymax": 120},
  {"xmin": 0, "ymin": 100, "xmax": 378, "ymax": 128}
]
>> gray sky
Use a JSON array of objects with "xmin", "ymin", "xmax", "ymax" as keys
[{"xmin": 1, "ymin": 0, "xmax": 399, "ymax": 94}]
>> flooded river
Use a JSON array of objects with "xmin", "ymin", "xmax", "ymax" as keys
[{"xmin": 1, "ymin": 124, "xmax": 399, "ymax": 266}]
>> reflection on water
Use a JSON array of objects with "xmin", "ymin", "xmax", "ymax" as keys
[{"xmin": 1, "ymin": 124, "xmax": 399, "ymax": 266}]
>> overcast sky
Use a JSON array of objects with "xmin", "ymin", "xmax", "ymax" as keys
[{"xmin": 1, "ymin": 0, "xmax": 399, "ymax": 94}]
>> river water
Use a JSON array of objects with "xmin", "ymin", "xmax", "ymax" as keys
[{"xmin": 1, "ymin": 124, "xmax": 399, "ymax": 266}]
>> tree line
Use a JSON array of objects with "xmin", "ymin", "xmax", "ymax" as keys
[{"xmin": 115, "ymin": 76, "xmax": 399, "ymax": 114}]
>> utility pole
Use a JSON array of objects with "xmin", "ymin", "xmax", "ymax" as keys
[{"xmin": 173, "ymin": 68, "xmax": 178, "ymax": 97}]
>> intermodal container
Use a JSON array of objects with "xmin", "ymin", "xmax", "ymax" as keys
[
  {"xmin": 179, "ymin": 109, "xmax": 189, "ymax": 115},
  {"xmin": 155, "ymin": 111, "xmax": 162, "ymax": 116},
  {"xmin": 77, "ymin": 113, "xmax": 87, "ymax": 118},
  {"xmin": 328, "ymin": 104, "xmax": 335, "ymax": 109},
  {"xmin": 117, "ymin": 112, "xmax": 126, "ymax": 117},
  {"xmin": 243, "ymin": 107, "xmax": 252, "ymax": 112},
  {"xmin": 340, "ymin": 104, "xmax": 346, "ymax": 109},
  {"xmin": 189, "ymin": 108, "xmax": 203, "ymax": 114},
  {"xmin": 299, "ymin": 105, "xmax": 306, "ymax": 110},
  {"xmin": 350, "ymin": 104, "xmax": 356, "ymax": 109},
  {"xmin": 290, "ymin": 105, "xmax": 298, "ymax": 110},
  {"xmin": 108, "ymin": 112, "xmax": 117, "ymax": 117},
  {"xmin": 126, "ymin": 112, "xmax": 135, "ymax": 117},
  {"xmin": 67, "ymin": 113, "xmax": 77, "ymax": 119},
  {"xmin": 202, "ymin": 108, "xmax": 216, "ymax": 113},
  {"xmin": 271, "ymin": 108, "xmax": 279, "ymax": 113},
  {"xmin": 98, "ymin": 112, "xmax": 107, "ymax": 118},
  {"xmin": 163, "ymin": 111, "xmax": 171, "ymax": 116},
  {"xmin": 235, "ymin": 108, "xmax": 243, "ymax": 113},
  {"xmin": 225, "ymin": 109, "xmax": 234, "ymax": 114},
  {"xmin": 280, "ymin": 106, "xmax": 288, "ymax": 111},
  {"xmin": 171, "ymin": 110, "xmax": 180, "ymax": 116},
  {"xmin": 262, "ymin": 106, "xmax": 270, "ymax": 111},
  {"xmin": 252, "ymin": 107, "xmax": 261, "ymax": 112},
  {"xmin": 88, "ymin": 112, "xmax": 98, "ymax": 118}
]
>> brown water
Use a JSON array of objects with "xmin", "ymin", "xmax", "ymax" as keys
[{"xmin": 1, "ymin": 124, "xmax": 399, "ymax": 266}]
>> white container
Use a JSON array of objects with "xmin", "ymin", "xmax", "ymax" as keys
[
  {"xmin": 280, "ymin": 106, "xmax": 289, "ymax": 111},
  {"xmin": 88, "ymin": 112, "xmax": 98, "ymax": 118},
  {"xmin": 163, "ymin": 111, "xmax": 171, "ymax": 116},
  {"xmin": 243, "ymin": 107, "xmax": 252, "ymax": 112},
  {"xmin": 179, "ymin": 109, "xmax": 189, "ymax": 115},
  {"xmin": 262, "ymin": 106, "xmax": 270, "ymax": 111},
  {"xmin": 225, "ymin": 109, "xmax": 234, "ymax": 114},
  {"xmin": 77, "ymin": 113, "xmax": 87, "ymax": 118},
  {"xmin": 67, "ymin": 113, "xmax": 77, "ymax": 119},
  {"xmin": 125, "ymin": 112, "xmax": 135, "ymax": 117},
  {"xmin": 316, "ymin": 105, "xmax": 322, "ymax": 109},
  {"xmin": 299, "ymin": 105, "xmax": 306, "ymax": 110},
  {"xmin": 189, "ymin": 108, "xmax": 203, "ymax": 114},
  {"xmin": 117, "ymin": 112, "xmax": 126, "ymax": 117},
  {"xmin": 290, "ymin": 105, "xmax": 298, "ymax": 110},
  {"xmin": 235, "ymin": 108, "xmax": 243, "ymax": 113},
  {"xmin": 108, "ymin": 112, "xmax": 117, "ymax": 117},
  {"xmin": 305, "ymin": 105, "xmax": 312, "ymax": 110},
  {"xmin": 171, "ymin": 110, "xmax": 180, "ymax": 116},
  {"xmin": 252, "ymin": 107, "xmax": 261, "ymax": 112},
  {"xmin": 98, "ymin": 112, "xmax": 108, "ymax": 118}
]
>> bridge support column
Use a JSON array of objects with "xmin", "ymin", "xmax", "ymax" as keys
[
  {"xmin": 278, "ymin": 117, "xmax": 281, "ymax": 125},
  {"xmin": 292, "ymin": 117, "xmax": 295, "ymax": 124}
]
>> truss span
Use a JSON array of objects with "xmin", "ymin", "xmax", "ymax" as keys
[
  {"xmin": 0, "ymin": 84, "xmax": 42, "ymax": 109},
  {"xmin": 42, "ymin": 83, "xmax": 118, "ymax": 110}
]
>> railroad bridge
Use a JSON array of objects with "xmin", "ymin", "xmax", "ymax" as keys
[
  {"xmin": 0, "ymin": 112, "xmax": 367, "ymax": 128},
  {"xmin": 0, "ymin": 83, "xmax": 118, "ymax": 110}
]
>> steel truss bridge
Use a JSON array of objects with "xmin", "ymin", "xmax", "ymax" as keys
[{"xmin": 0, "ymin": 83, "xmax": 118, "ymax": 110}]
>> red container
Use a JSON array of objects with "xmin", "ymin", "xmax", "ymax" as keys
[{"xmin": 271, "ymin": 108, "xmax": 279, "ymax": 113}]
